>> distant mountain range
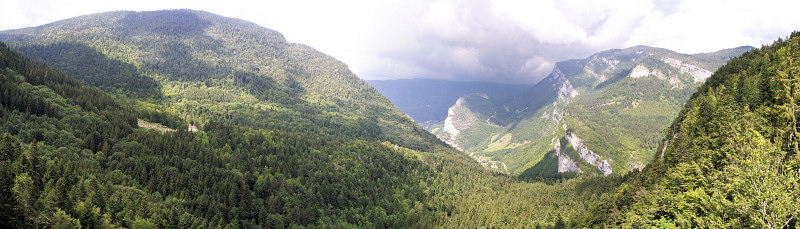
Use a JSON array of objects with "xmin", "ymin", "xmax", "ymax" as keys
[
  {"xmin": 581, "ymin": 32, "xmax": 800, "ymax": 228},
  {"xmin": 0, "ymin": 9, "xmax": 622, "ymax": 228},
  {"xmin": 427, "ymin": 45, "xmax": 754, "ymax": 176},
  {"xmin": 368, "ymin": 79, "xmax": 530, "ymax": 123},
  {"xmin": 2, "ymin": 8, "xmax": 794, "ymax": 229},
  {"xmin": 0, "ymin": 9, "xmax": 464, "ymax": 227}
]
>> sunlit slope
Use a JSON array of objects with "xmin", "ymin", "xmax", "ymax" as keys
[
  {"xmin": 433, "ymin": 45, "xmax": 752, "ymax": 176},
  {"xmin": 0, "ymin": 9, "xmax": 440, "ymax": 151}
]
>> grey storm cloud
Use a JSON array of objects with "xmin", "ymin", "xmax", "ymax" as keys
[
  {"xmin": 351, "ymin": 0, "xmax": 649, "ymax": 84},
  {"xmin": 2, "ymin": 0, "xmax": 799, "ymax": 84},
  {"xmin": 352, "ymin": 0, "xmax": 800, "ymax": 84}
]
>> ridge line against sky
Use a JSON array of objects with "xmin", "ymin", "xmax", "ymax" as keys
[{"xmin": 2, "ymin": 0, "xmax": 799, "ymax": 84}]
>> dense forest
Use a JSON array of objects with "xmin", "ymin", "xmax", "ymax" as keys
[
  {"xmin": 0, "ymin": 10, "xmax": 440, "ymax": 152},
  {"xmin": 0, "ymin": 10, "xmax": 622, "ymax": 228},
  {"xmin": 575, "ymin": 32, "xmax": 800, "ymax": 228},
  {"xmin": 0, "ymin": 37, "xmax": 623, "ymax": 228},
  {"xmin": 1, "ymin": 9, "xmax": 798, "ymax": 229},
  {"xmin": 428, "ymin": 45, "xmax": 751, "ymax": 176}
]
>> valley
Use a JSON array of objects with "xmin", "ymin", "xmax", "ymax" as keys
[
  {"xmin": 0, "ymin": 6, "xmax": 797, "ymax": 229},
  {"xmin": 427, "ymin": 46, "xmax": 753, "ymax": 177},
  {"xmin": 368, "ymin": 79, "xmax": 529, "ymax": 123},
  {"xmin": 0, "ymin": 10, "xmax": 612, "ymax": 228}
]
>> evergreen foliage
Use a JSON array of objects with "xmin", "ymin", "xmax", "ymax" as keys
[
  {"xmin": 2, "ymin": 9, "xmax": 788, "ymax": 228},
  {"xmin": 0, "ymin": 10, "xmax": 618, "ymax": 228},
  {"xmin": 431, "ymin": 45, "xmax": 752, "ymax": 176},
  {"xmin": 577, "ymin": 32, "xmax": 800, "ymax": 228},
  {"xmin": 0, "ymin": 9, "xmax": 441, "ymax": 153}
]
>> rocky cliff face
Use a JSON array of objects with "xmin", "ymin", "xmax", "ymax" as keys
[
  {"xmin": 663, "ymin": 57, "xmax": 713, "ymax": 82},
  {"xmin": 433, "ymin": 45, "xmax": 753, "ymax": 176},
  {"xmin": 442, "ymin": 97, "xmax": 477, "ymax": 150},
  {"xmin": 565, "ymin": 131, "xmax": 612, "ymax": 175},
  {"xmin": 544, "ymin": 62, "xmax": 613, "ymax": 175},
  {"xmin": 553, "ymin": 135, "xmax": 580, "ymax": 173}
]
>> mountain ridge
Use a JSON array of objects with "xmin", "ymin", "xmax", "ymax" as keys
[
  {"xmin": 576, "ymin": 32, "xmax": 800, "ymax": 228},
  {"xmin": 0, "ymin": 9, "xmax": 623, "ymax": 228},
  {"xmin": 430, "ymin": 45, "xmax": 754, "ymax": 175},
  {"xmin": 2, "ymin": 8, "xmax": 789, "ymax": 228},
  {"xmin": 0, "ymin": 9, "xmax": 442, "ymax": 151},
  {"xmin": 0, "ymin": 10, "xmax": 462, "ymax": 227}
]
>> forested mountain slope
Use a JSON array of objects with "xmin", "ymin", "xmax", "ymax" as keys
[
  {"xmin": 0, "ymin": 10, "xmax": 624, "ymax": 228},
  {"xmin": 0, "ymin": 9, "xmax": 439, "ymax": 151},
  {"xmin": 577, "ymin": 32, "xmax": 800, "ymax": 228},
  {"xmin": 367, "ymin": 79, "xmax": 529, "ymax": 123},
  {"xmin": 0, "ymin": 35, "xmax": 454, "ymax": 228},
  {"xmin": 430, "ymin": 45, "xmax": 752, "ymax": 176}
]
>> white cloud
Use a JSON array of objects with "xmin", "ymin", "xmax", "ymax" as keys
[
  {"xmin": 1, "ymin": 0, "xmax": 799, "ymax": 84},
  {"xmin": 626, "ymin": 0, "xmax": 800, "ymax": 53},
  {"xmin": 492, "ymin": 0, "xmax": 587, "ymax": 44}
]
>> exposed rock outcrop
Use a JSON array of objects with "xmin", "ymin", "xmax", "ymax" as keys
[
  {"xmin": 442, "ymin": 97, "xmax": 478, "ymax": 150},
  {"xmin": 663, "ymin": 57, "xmax": 713, "ymax": 82},
  {"xmin": 554, "ymin": 136, "xmax": 581, "ymax": 173},
  {"xmin": 629, "ymin": 64, "xmax": 665, "ymax": 79},
  {"xmin": 432, "ymin": 45, "xmax": 750, "ymax": 176},
  {"xmin": 566, "ymin": 131, "xmax": 613, "ymax": 175}
]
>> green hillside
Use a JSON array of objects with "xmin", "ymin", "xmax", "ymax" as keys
[
  {"xmin": 0, "ymin": 35, "xmax": 452, "ymax": 228},
  {"xmin": 577, "ymin": 32, "xmax": 800, "ymax": 228},
  {"xmin": 5, "ymin": 8, "xmax": 787, "ymax": 229},
  {"xmin": 0, "ymin": 10, "xmax": 622, "ymax": 228},
  {"xmin": 0, "ymin": 9, "xmax": 438, "ymax": 151},
  {"xmin": 432, "ymin": 45, "xmax": 752, "ymax": 176}
]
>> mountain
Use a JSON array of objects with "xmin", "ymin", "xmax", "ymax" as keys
[
  {"xmin": 0, "ymin": 9, "xmax": 440, "ymax": 151},
  {"xmin": 367, "ymin": 79, "xmax": 530, "ymax": 123},
  {"xmin": 0, "ymin": 10, "xmax": 461, "ymax": 227},
  {"xmin": 429, "ymin": 45, "xmax": 753, "ymax": 176},
  {"xmin": 0, "ymin": 9, "xmax": 459, "ymax": 227},
  {"xmin": 577, "ymin": 32, "xmax": 800, "ymax": 228},
  {"xmin": 0, "ymin": 10, "xmax": 621, "ymax": 228}
]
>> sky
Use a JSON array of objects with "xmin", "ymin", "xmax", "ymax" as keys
[{"xmin": 1, "ymin": 0, "xmax": 799, "ymax": 84}]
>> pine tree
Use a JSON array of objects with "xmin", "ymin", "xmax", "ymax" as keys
[
  {"xmin": 0, "ymin": 165, "xmax": 18, "ymax": 227},
  {"xmin": 0, "ymin": 133, "xmax": 20, "ymax": 226},
  {"xmin": 13, "ymin": 173, "xmax": 35, "ymax": 226},
  {"xmin": 774, "ymin": 43, "xmax": 800, "ymax": 154},
  {"xmin": 0, "ymin": 133, "xmax": 21, "ymax": 163}
]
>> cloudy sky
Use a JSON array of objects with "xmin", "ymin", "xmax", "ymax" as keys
[{"xmin": 1, "ymin": 0, "xmax": 799, "ymax": 84}]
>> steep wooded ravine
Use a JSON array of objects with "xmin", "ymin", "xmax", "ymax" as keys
[{"xmin": 430, "ymin": 45, "xmax": 752, "ymax": 177}]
